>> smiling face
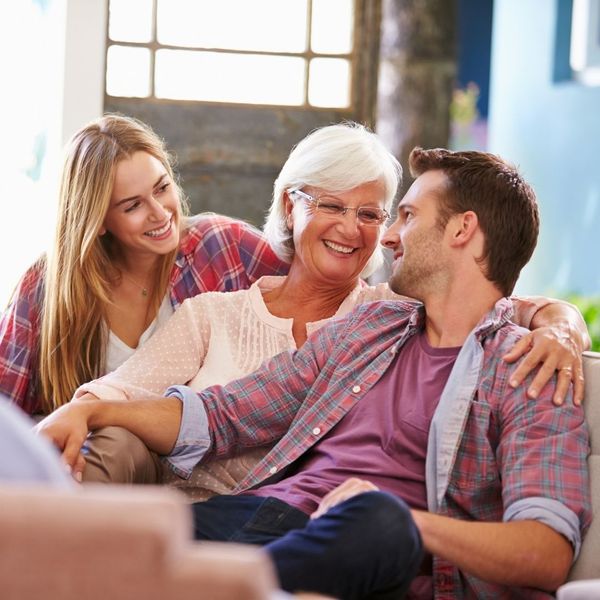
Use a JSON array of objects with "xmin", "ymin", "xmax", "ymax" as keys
[
  {"xmin": 382, "ymin": 170, "xmax": 451, "ymax": 300},
  {"xmin": 285, "ymin": 179, "xmax": 386, "ymax": 287},
  {"xmin": 102, "ymin": 151, "xmax": 181, "ymax": 262}
]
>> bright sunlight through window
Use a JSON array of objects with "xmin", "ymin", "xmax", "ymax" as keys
[{"xmin": 105, "ymin": 0, "xmax": 355, "ymax": 108}]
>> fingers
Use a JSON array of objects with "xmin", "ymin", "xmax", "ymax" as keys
[
  {"xmin": 551, "ymin": 367, "xmax": 574, "ymax": 406},
  {"xmin": 72, "ymin": 452, "xmax": 87, "ymax": 483},
  {"xmin": 61, "ymin": 434, "xmax": 87, "ymax": 473},
  {"xmin": 311, "ymin": 478, "xmax": 378, "ymax": 520},
  {"xmin": 523, "ymin": 357, "xmax": 559, "ymax": 399},
  {"xmin": 506, "ymin": 327, "xmax": 585, "ymax": 406},
  {"xmin": 572, "ymin": 364, "xmax": 585, "ymax": 406},
  {"xmin": 503, "ymin": 334, "xmax": 532, "ymax": 364},
  {"xmin": 508, "ymin": 346, "xmax": 551, "ymax": 391}
]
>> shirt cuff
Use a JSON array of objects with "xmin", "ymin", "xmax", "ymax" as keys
[
  {"xmin": 163, "ymin": 385, "xmax": 211, "ymax": 479},
  {"xmin": 504, "ymin": 496, "xmax": 583, "ymax": 561}
]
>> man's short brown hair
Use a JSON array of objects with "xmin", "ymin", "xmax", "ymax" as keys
[{"xmin": 409, "ymin": 147, "xmax": 539, "ymax": 296}]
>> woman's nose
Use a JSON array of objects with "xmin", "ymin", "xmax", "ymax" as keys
[
  {"xmin": 148, "ymin": 196, "xmax": 168, "ymax": 220},
  {"xmin": 335, "ymin": 209, "xmax": 361, "ymax": 236}
]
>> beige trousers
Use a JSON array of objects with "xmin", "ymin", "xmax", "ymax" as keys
[{"xmin": 82, "ymin": 426, "xmax": 163, "ymax": 484}]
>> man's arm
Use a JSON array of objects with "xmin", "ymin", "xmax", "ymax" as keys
[
  {"xmin": 477, "ymin": 334, "xmax": 590, "ymax": 590},
  {"xmin": 37, "ymin": 308, "xmax": 348, "ymax": 474},
  {"xmin": 411, "ymin": 511, "xmax": 572, "ymax": 592},
  {"xmin": 507, "ymin": 298, "xmax": 590, "ymax": 404},
  {"xmin": 34, "ymin": 396, "xmax": 183, "ymax": 470}
]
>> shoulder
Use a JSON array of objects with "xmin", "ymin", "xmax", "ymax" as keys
[
  {"xmin": 7, "ymin": 258, "xmax": 46, "ymax": 307},
  {"xmin": 478, "ymin": 321, "xmax": 537, "ymax": 406},
  {"xmin": 179, "ymin": 214, "xmax": 264, "ymax": 253},
  {"xmin": 338, "ymin": 297, "xmax": 421, "ymax": 333},
  {"xmin": 483, "ymin": 320, "xmax": 529, "ymax": 357}
]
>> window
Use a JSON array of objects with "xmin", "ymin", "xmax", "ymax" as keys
[
  {"xmin": 105, "ymin": 0, "xmax": 356, "ymax": 108},
  {"xmin": 571, "ymin": 0, "xmax": 600, "ymax": 85}
]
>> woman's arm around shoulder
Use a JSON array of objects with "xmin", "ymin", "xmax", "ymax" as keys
[
  {"xmin": 507, "ymin": 296, "xmax": 589, "ymax": 405},
  {"xmin": 179, "ymin": 214, "xmax": 289, "ymax": 293}
]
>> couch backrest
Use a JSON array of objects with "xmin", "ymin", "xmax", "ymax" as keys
[{"xmin": 568, "ymin": 351, "xmax": 600, "ymax": 581}]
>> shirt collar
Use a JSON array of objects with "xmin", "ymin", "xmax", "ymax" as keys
[{"xmin": 471, "ymin": 297, "xmax": 514, "ymax": 341}]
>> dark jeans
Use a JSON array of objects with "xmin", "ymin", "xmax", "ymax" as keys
[{"xmin": 192, "ymin": 491, "xmax": 423, "ymax": 599}]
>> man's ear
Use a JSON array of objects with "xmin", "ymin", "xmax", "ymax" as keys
[{"xmin": 449, "ymin": 211, "xmax": 479, "ymax": 247}]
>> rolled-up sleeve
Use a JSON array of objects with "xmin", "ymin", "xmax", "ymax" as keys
[
  {"xmin": 163, "ymin": 385, "xmax": 211, "ymax": 478},
  {"xmin": 505, "ymin": 497, "xmax": 584, "ymax": 560}
]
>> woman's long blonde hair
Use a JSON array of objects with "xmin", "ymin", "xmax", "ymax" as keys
[{"xmin": 39, "ymin": 114, "xmax": 186, "ymax": 413}]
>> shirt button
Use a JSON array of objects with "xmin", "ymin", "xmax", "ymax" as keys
[
  {"xmin": 269, "ymin": 466, "xmax": 277, "ymax": 475},
  {"xmin": 312, "ymin": 427, "xmax": 321, "ymax": 436},
  {"xmin": 390, "ymin": 346, "xmax": 396, "ymax": 355},
  {"xmin": 352, "ymin": 385, "xmax": 361, "ymax": 393}
]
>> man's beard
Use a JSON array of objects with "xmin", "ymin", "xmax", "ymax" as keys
[{"xmin": 388, "ymin": 234, "xmax": 445, "ymax": 301}]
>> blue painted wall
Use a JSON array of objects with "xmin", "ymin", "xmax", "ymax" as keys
[
  {"xmin": 457, "ymin": 0, "xmax": 493, "ymax": 118},
  {"xmin": 488, "ymin": 0, "xmax": 600, "ymax": 295}
]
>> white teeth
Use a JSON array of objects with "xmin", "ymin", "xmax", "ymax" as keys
[
  {"xmin": 145, "ymin": 218, "xmax": 172, "ymax": 237},
  {"xmin": 324, "ymin": 240, "xmax": 355, "ymax": 254}
]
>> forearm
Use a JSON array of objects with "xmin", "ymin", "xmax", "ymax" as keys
[
  {"xmin": 412, "ymin": 511, "xmax": 573, "ymax": 592},
  {"xmin": 82, "ymin": 397, "xmax": 183, "ymax": 455}
]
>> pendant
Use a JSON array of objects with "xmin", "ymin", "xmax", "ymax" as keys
[{"xmin": 142, "ymin": 288, "xmax": 148, "ymax": 297}]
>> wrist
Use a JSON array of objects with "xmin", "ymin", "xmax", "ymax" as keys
[{"xmin": 78, "ymin": 399, "xmax": 107, "ymax": 430}]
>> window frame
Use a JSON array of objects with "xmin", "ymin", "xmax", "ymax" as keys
[{"xmin": 104, "ymin": 0, "xmax": 365, "ymax": 110}]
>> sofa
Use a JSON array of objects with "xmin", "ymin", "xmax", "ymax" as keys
[
  {"xmin": 0, "ymin": 484, "xmax": 284, "ymax": 600},
  {"xmin": 557, "ymin": 350, "xmax": 600, "ymax": 596}
]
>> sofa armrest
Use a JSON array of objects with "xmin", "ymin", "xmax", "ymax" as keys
[
  {"xmin": 0, "ymin": 484, "xmax": 278, "ymax": 600},
  {"xmin": 568, "ymin": 351, "xmax": 600, "ymax": 582}
]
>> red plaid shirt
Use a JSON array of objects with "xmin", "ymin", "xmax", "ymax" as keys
[
  {"xmin": 0, "ymin": 214, "xmax": 288, "ymax": 415},
  {"xmin": 170, "ymin": 298, "xmax": 591, "ymax": 599}
]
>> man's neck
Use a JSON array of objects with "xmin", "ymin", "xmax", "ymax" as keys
[{"xmin": 422, "ymin": 281, "xmax": 502, "ymax": 348}]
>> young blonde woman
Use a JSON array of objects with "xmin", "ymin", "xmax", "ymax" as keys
[
  {"xmin": 55, "ymin": 123, "xmax": 589, "ymax": 493},
  {"xmin": 0, "ymin": 114, "xmax": 287, "ymax": 477}
]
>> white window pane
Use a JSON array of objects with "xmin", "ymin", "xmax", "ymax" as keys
[
  {"xmin": 308, "ymin": 58, "xmax": 350, "ymax": 107},
  {"xmin": 108, "ymin": 0, "xmax": 153, "ymax": 43},
  {"xmin": 311, "ymin": 0, "xmax": 354, "ymax": 54},
  {"xmin": 106, "ymin": 45, "xmax": 151, "ymax": 97},
  {"xmin": 155, "ymin": 50, "xmax": 305, "ymax": 105},
  {"xmin": 157, "ymin": 0, "xmax": 307, "ymax": 52}
]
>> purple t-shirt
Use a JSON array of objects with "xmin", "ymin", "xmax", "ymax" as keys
[{"xmin": 247, "ymin": 331, "xmax": 460, "ymax": 515}]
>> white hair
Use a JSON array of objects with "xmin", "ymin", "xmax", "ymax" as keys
[{"xmin": 264, "ymin": 122, "xmax": 402, "ymax": 277}]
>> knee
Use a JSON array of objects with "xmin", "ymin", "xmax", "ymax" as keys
[
  {"xmin": 347, "ymin": 491, "xmax": 423, "ymax": 568},
  {"xmin": 82, "ymin": 426, "xmax": 161, "ymax": 484}
]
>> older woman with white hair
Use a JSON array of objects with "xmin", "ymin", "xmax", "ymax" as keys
[{"xmin": 71, "ymin": 122, "xmax": 588, "ymax": 494}]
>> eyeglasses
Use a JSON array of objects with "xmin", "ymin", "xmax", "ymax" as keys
[{"xmin": 288, "ymin": 188, "xmax": 389, "ymax": 226}]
